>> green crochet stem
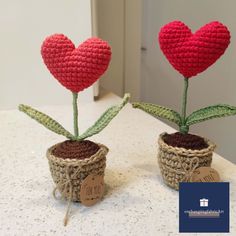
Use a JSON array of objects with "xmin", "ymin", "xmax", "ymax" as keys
[
  {"xmin": 77, "ymin": 93, "xmax": 130, "ymax": 140},
  {"xmin": 73, "ymin": 92, "xmax": 79, "ymax": 137},
  {"xmin": 180, "ymin": 77, "xmax": 189, "ymax": 134},
  {"xmin": 19, "ymin": 93, "xmax": 130, "ymax": 141},
  {"xmin": 132, "ymin": 78, "xmax": 236, "ymax": 133}
]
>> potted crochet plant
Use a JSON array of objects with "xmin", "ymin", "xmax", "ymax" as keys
[
  {"xmin": 19, "ymin": 34, "xmax": 129, "ymax": 224},
  {"xmin": 133, "ymin": 21, "xmax": 236, "ymax": 190}
]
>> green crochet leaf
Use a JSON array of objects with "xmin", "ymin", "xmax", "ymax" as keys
[
  {"xmin": 132, "ymin": 102, "xmax": 181, "ymax": 125},
  {"xmin": 18, "ymin": 104, "xmax": 75, "ymax": 139},
  {"xmin": 77, "ymin": 93, "xmax": 130, "ymax": 140},
  {"xmin": 186, "ymin": 104, "xmax": 236, "ymax": 126}
]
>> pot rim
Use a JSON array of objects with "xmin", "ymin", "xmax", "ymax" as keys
[
  {"xmin": 46, "ymin": 142, "xmax": 109, "ymax": 166},
  {"xmin": 158, "ymin": 132, "xmax": 216, "ymax": 156}
]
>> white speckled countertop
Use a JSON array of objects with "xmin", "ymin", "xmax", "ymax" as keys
[{"xmin": 0, "ymin": 92, "xmax": 236, "ymax": 236}]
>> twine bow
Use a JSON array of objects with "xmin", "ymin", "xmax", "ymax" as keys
[
  {"xmin": 53, "ymin": 165, "xmax": 81, "ymax": 226},
  {"xmin": 179, "ymin": 156, "xmax": 200, "ymax": 182}
]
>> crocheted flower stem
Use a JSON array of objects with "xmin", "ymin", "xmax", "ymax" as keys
[
  {"xmin": 72, "ymin": 92, "xmax": 79, "ymax": 137},
  {"xmin": 180, "ymin": 77, "xmax": 189, "ymax": 134}
]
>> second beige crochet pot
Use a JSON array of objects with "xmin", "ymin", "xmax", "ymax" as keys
[
  {"xmin": 46, "ymin": 142, "xmax": 109, "ymax": 202},
  {"xmin": 157, "ymin": 133, "xmax": 216, "ymax": 190}
]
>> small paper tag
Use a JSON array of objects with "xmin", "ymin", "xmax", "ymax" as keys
[
  {"xmin": 80, "ymin": 174, "xmax": 105, "ymax": 206},
  {"xmin": 190, "ymin": 167, "xmax": 220, "ymax": 182}
]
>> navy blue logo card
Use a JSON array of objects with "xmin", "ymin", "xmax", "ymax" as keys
[{"xmin": 179, "ymin": 182, "xmax": 229, "ymax": 233}]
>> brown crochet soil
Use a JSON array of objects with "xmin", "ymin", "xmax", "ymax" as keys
[
  {"xmin": 52, "ymin": 140, "xmax": 100, "ymax": 160},
  {"xmin": 163, "ymin": 132, "xmax": 208, "ymax": 150}
]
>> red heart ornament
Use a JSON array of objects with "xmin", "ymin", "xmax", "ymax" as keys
[
  {"xmin": 159, "ymin": 21, "xmax": 230, "ymax": 78},
  {"xmin": 41, "ymin": 34, "xmax": 111, "ymax": 92}
]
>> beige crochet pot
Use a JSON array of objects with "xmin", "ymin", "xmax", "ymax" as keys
[
  {"xmin": 157, "ymin": 133, "xmax": 216, "ymax": 190},
  {"xmin": 46, "ymin": 142, "xmax": 109, "ymax": 202}
]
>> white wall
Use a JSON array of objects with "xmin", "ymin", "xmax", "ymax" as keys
[
  {"xmin": 141, "ymin": 0, "xmax": 236, "ymax": 163},
  {"xmin": 0, "ymin": 0, "xmax": 92, "ymax": 110},
  {"xmin": 93, "ymin": 0, "xmax": 141, "ymax": 101},
  {"xmin": 124, "ymin": 0, "xmax": 141, "ymax": 101},
  {"xmin": 93, "ymin": 0, "xmax": 125, "ymax": 97}
]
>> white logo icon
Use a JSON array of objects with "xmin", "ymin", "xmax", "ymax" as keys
[{"xmin": 200, "ymin": 198, "xmax": 208, "ymax": 207}]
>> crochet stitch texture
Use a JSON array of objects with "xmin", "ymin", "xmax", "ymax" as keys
[
  {"xmin": 159, "ymin": 21, "xmax": 230, "ymax": 78},
  {"xmin": 41, "ymin": 35, "xmax": 111, "ymax": 92}
]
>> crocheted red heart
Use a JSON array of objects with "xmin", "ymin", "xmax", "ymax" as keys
[
  {"xmin": 41, "ymin": 34, "xmax": 111, "ymax": 92},
  {"xmin": 159, "ymin": 21, "xmax": 230, "ymax": 78}
]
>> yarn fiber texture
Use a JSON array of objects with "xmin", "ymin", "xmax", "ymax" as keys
[
  {"xmin": 157, "ymin": 133, "xmax": 216, "ymax": 190},
  {"xmin": 159, "ymin": 21, "xmax": 230, "ymax": 78},
  {"xmin": 51, "ymin": 140, "xmax": 100, "ymax": 159},
  {"xmin": 47, "ymin": 142, "xmax": 108, "ymax": 202},
  {"xmin": 41, "ymin": 35, "xmax": 111, "ymax": 92}
]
